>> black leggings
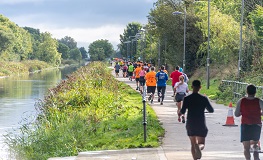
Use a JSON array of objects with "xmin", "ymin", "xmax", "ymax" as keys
[{"xmin": 157, "ymin": 86, "xmax": 166, "ymax": 102}]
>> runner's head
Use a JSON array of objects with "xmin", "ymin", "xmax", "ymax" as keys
[
  {"xmin": 151, "ymin": 66, "xmax": 155, "ymax": 71},
  {"xmin": 246, "ymin": 84, "xmax": 256, "ymax": 96},
  {"xmin": 179, "ymin": 75, "xmax": 184, "ymax": 81},
  {"xmin": 192, "ymin": 80, "xmax": 201, "ymax": 92},
  {"xmin": 175, "ymin": 66, "xmax": 180, "ymax": 70},
  {"xmin": 161, "ymin": 65, "xmax": 165, "ymax": 70}
]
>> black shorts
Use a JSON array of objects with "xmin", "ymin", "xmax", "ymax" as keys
[
  {"xmin": 175, "ymin": 92, "xmax": 186, "ymax": 102},
  {"xmin": 115, "ymin": 70, "xmax": 119, "ymax": 73},
  {"xmin": 139, "ymin": 76, "xmax": 145, "ymax": 86},
  {"xmin": 186, "ymin": 124, "xmax": 208, "ymax": 137},
  {"xmin": 241, "ymin": 124, "xmax": 261, "ymax": 142},
  {"xmin": 123, "ymin": 69, "xmax": 127, "ymax": 72},
  {"xmin": 128, "ymin": 72, "xmax": 133, "ymax": 76},
  {"xmin": 147, "ymin": 86, "xmax": 156, "ymax": 94},
  {"xmin": 135, "ymin": 78, "xmax": 139, "ymax": 82}
]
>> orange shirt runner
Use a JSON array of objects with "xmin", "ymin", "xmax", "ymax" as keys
[{"xmin": 145, "ymin": 71, "xmax": 156, "ymax": 86}]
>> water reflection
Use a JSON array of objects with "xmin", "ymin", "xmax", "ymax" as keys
[{"xmin": 0, "ymin": 66, "xmax": 79, "ymax": 159}]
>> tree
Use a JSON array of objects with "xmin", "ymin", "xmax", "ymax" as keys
[
  {"xmin": 79, "ymin": 47, "xmax": 88, "ymax": 59},
  {"xmin": 69, "ymin": 48, "xmax": 82, "ymax": 62},
  {"xmin": 58, "ymin": 43, "xmax": 70, "ymax": 59},
  {"xmin": 0, "ymin": 15, "xmax": 32, "ymax": 61},
  {"xmin": 119, "ymin": 22, "xmax": 142, "ymax": 59},
  {"xmin": 88, "ymin": 39, "xmax": 114, "ymax": 61},
  {"xmin": 37, "ymin": 32, "xmax": 61, "ymax": 66},
  {"xmin": 58, "ymin": 36, "xmax": 77, "ymax": 50}
]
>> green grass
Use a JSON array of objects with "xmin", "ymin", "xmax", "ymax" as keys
[{"xmin": 5, "ymin": 62, "xmax": 164, "ymax": 160}]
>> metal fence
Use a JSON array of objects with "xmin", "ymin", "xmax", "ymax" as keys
[{"xmin": 221, "ymin": 80, "xmax": 263, "ymax": 101}]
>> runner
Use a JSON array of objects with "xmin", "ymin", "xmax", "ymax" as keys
[
  {"xmin": 114, "ymin": 62, "xmax": 121, "ymax": 77},
  {"xmin": 174, "ymin": 75, "xmax": 189, "ymax": 123},
  {"xmin": 138, "ymin": 65, "xmax": 147, "ymax": 94},
  {"xmin": 170, "ymin": 66, "xmax": 182, "ymax": 97},
  {"xmin": 133, "ymin": 64, "xmax": 142, "ymax": 90},
  {"xmin": 145, "ymin": 66, "xmax": 157, "ymax": 104},
  {"xmin": 179, "ymin": 67, "xmax": 189, "ymax": 83},
  {"xmin": 179, "ymin": 80, "xmax": 214, "ymax": 160},
  {"xmin": 155, "ymin": 65, "xmax": 168, "ymax": 105},
  {"xmin": 122, "ymin": 63, "xmax": 128, "ymax": 78},
  {"xmin": 128, "ymin": 62, "xmax": 134, "ymax": 81},
  {"xmin": 234, "ymin": 84, "xmax": 263, "ymax": 160}
]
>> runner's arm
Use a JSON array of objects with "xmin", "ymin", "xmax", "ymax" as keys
[
  {"xmin": 205, "ymin": 97, "xmax": 214, "ymax": 113},
  {"xmin": 259, "ymin": 99, "xmax": 263, "ymax": 115},
  {"xmin": 234, "ymin": 99, "xmax": 242, "ymax": 117}
]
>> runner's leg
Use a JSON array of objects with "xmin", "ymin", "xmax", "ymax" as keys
[{"xmin": 242, "ymin": 141, "xmax": 251, "ymax": 160}]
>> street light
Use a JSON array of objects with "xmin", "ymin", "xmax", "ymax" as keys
[
  {"xmin": 173, "ymin": 7, "xmax": 186, "ymax": 73},
  {"xmin": 238, "ymin": 0, "xmax": 244, "ymax": 78},
  {"xmin": 123, "ymin": 41, "xmax": 131, "ymax": 60},
  {"xmin": 207, "ymin": 0, "xmax": 211, "ymax": 89},
  {"xmin": 194, "ymin": 0, "xmax": 210, "ymax": 89}
]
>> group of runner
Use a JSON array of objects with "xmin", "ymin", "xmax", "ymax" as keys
[
  {"xmin": 114, "ymin": 60, "xmax": 189, "ymax": 110},
  {"xmin": 113, "ymin": 60, "xmax": 263, "ymax": 160}
]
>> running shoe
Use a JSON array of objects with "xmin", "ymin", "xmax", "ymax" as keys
[
  {"xmin": 160, "ymin": 101, "xmax": 163, "ymax": 105},
  {"xmin": 148, "ymin": 93, "xmax": 152, "ymax": 101},
  {"xmin": 194, "ymin": 144, "xmax": 202, "ymax": 159},
  {"xmin": 182, "ymin": 116, "xmax": 185, "ymax": 123},
  {"xmin": 151, "ymin": 100, "xmax": 153, "ymax": 104},
  {"xmin": 136, "ymin": 87, "xmax": 139, "ymax": 90}
]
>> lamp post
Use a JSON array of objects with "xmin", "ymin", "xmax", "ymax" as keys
[
  {"xmin": 207, "ymin": 0, "xmax": 210, "ymax": 89},
  {"xmin": 173, "ymin": 7, "xmax": 186, "ymax": 73},
  {"xmin": 123, "ymin": 41, "xmax": 131, "ymax": 60},
  {"xmin": 194, "ymin": 0, "xmax": 210, "ymax": 89},
  {"xmin": 238, "ymin": 0, "xmax": 244, "ymax": 78}
]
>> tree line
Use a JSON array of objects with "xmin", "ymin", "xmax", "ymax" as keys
[
  {"xmin": 118, "ymin": 0, "xmax": 263, "ymax": 80},
  {"xmin": 0, "ymin": 14, "xmax": 115, "ymax": 66}
]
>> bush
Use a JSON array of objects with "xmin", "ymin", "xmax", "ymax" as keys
[{"xmin": 5, "ymin": 62, "xmax": 164, "ymax": 160}]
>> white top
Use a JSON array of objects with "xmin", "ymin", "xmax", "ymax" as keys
[{"xmin": 174, "ymin": 82, "xmax": 188, "ymax": 94}]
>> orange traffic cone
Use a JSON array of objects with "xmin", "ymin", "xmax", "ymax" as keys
[{"xmin": 223, "ymin": 102, "xmax": 238, "ymax": 126}]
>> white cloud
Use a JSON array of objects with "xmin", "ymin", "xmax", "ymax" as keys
[{"xmin": 40, "ymin": 25, "xmax": 125, "ymax": 50}]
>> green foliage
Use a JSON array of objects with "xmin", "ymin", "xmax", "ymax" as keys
[
  {"xmin": 0, "ymin": 15, "xmax": 33, "ymax": 61},
  {"xmin": 5, "ymin": 62, "xmax": 164, "ymax": 160},
  {"xmin": 58, "ymin": 36, "xmax": 77, "ymax": 50},
  {"xmin": 88, "ymin": 40, "xmax": 114, "ymax": 61},
  {"xmin": 119, "ymin": 22, "xmax": 142, "ymax": 59},
  {"xmin": 0, "ymin": 60, "xmax": 50, "ymax": 76},
  {"xmin": 79, "ymin": 47, "xmax": 88, "ymax": 59},
  {"xmin": 36, "ymin": 32, "xmax": 61, "ymax": 66},
  {"xmin": 58, "ymin": 43, "xmax": 70, "ymax": 59},
  {"xmin": 69, "ymin": 48, "xmax": 82, "ymax": 62}
]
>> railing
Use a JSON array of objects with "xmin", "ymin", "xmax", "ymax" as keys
[{"xmin": 221, "ymin": 80, "xmax": 263, "ymax": 100}]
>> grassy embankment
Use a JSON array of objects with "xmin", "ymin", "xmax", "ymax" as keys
[
  {"xmin": 5, "ymin": 61, "xmax": 164, "ymax": 160},
  {"xmin": 0, "ymin": 60, "xmax": 51, "ymax": 77}
]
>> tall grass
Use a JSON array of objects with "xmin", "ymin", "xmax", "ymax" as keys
[{"xmin": 4, "ymin": 62, "xmax": 164, "ymax": 160}]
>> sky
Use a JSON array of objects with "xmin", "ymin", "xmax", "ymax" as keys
[{"xmin": 0, "ymin": 0, "xmax": 156, "ymax": 50}]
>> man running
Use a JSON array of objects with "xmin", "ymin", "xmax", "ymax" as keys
[
  {"xmin": 170, "ymin": 66, "xmax": 182, "ymax": 97},
  {"xmin": 235, "ymin": 84, "xmax": 263, "ymax": 160},
  {"xmin": 114, "ymin": 62, "xmax": 121, "ymax": 77},
  {"xmin": 156, "ymin": 65, "xmax": 168, "ymax": 105},
  {"xmin": 128, "ymin": 62, "xmax": 134, "ymax": 81},
  {"xmin": 179, "ymin": 80, "xmax": 214, "ymax": 160},
  {"xmin": 145, "ymin": 66, "xmax": 156, "ymax": 104}
]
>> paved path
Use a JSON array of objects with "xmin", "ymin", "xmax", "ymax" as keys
[{"xmin": 49, "ymin": 68, "xmax": 262, "ymax": 160}]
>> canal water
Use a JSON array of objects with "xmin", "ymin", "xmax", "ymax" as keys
[{"xmin": 0, "ymin": 66, "xmax": 79, "ymax": 159}]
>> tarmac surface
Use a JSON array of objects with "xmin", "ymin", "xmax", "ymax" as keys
[{"xmin": 48, "ymin": 68, "xmax": 262, "ymax": 160}]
